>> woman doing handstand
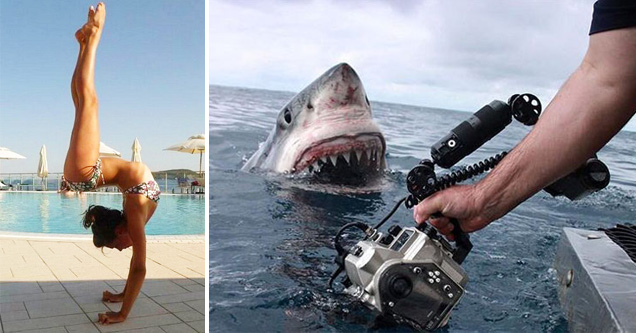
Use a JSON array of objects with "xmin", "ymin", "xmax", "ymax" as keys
[{"xmin": 64, "ymin": 3, "xmax": 160, "ymax": 325}]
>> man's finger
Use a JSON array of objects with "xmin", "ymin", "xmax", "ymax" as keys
[
  {"xmin": 413, "ymin": 192, "xmax": 445, "ymax": 224},
  {"xmin": 428, "ymin": 216, "xmax": 449, "ymax": 229}
]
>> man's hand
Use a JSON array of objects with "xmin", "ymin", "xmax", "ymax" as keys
[
  {"xmin": 98, "ymin": 311, "xmax": 126, "ymax": 325},
  {"xmin": 102, "ymin": 290, "xmax": 124, "ymax": 303},
  {"xmin": 413, "ymin": 184, "xmax": 493, "ymax": 239}
]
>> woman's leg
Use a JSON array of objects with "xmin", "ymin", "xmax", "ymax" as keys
[{"xmin": 64, "ymin": 3, "xmax": 106, "ymax": 181}]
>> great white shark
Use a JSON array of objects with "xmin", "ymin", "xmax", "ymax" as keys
[{"xmin": 242, "ymin": 63, "xmax": 387, "ymax": 185}]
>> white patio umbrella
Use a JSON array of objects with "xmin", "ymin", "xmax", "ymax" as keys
[
  {"xmin": 0, "ymin": 146, "xmax": 26, "ymax": 176},
  {"xmin": 164, "ymin": 134, "xmax": 205, "ymax": 175},
  {"xmin": 0, "ymin": 146, "xmax": 26, "ymax": 160},
  {"xmin": 37, "ymin": 145, "xmax": 49, "ymax": 190},
  {"xmin": 99, "ymin": 141, "xmax": 121, "ymax": 157},
  {"xmin": 132, "ymin": 138, "xmax": 142, "ymax": 163}
]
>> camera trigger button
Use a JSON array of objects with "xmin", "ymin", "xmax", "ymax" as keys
[
  {"xmin": 379, "ymin": 235, "xmax": 394, "ymax": 245},
  {"xmin": 388, "ymin": 225, "xmax": 402, "ymax": 237}
]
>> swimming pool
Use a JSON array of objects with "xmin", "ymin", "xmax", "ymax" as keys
[{"xmin": 0, "ymin": 192, "xmax": 204, "ymax": 235}]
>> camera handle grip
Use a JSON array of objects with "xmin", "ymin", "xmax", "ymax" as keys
[
  {"xmin": 431, "ymin": 213, "xmax": 473, "ymax": 264},
  {"xmin": 449, "ymin": 218, "xmax": 472, "ymax": 264}
]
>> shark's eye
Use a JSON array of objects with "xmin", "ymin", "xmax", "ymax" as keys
[
  {"xmin": 284, "ymin": 108, "xmax": 292, "ymax": 124},
  {"xmin": 307, "ymin": 102, "xmax": 313, "ymax": 110}
]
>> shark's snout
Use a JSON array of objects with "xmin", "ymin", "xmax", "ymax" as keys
[{"xmin": 319, "ymin": 63, "xmax": 367, "ymax": 108}]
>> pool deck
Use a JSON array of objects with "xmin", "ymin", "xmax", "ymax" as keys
[{"xmin": 0, "ymin": 233, "xmax": 205, "ymax": 333}]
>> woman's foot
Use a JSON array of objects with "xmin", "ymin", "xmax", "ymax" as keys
[{"xmin": 79, "ymin": 3, "xmax": 106, "ymax": 44}]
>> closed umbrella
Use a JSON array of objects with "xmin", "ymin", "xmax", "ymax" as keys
[
  {"xmin": 164, "ymin": 134, "xmax": 205, "ymax": 175},
  {"xmin": 132, "ymin": 138, "xmax": 142, "ymax": 163},
  {"xmin": 99, "ymin": 141, "xmax": 121, "ymax": 157},
  {"xmin": 37, "ymin": 145, "xmax": 49, "ymax": 190},
  {"xmin": 0, "ymin": 146, "xmax": 26, "ymax": 177}
]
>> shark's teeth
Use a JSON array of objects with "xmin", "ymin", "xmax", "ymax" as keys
[
  {"xmin": 354, "ymin": 150, "xmax": 362, "ymax": 163},
  {"xmin": 329, "ymin": 154, "xmax": 338, "ymax": 166},
  {"xmin": 343, "ymin": 151, "xmax": 351, "ymax": 164},
  {"xmin": 320, "ymin": 156, "xmax": 328, "ymax": 164},
  {"xmin": 366, "ymin": 149, "xmax": 372, "ymax": 161}
]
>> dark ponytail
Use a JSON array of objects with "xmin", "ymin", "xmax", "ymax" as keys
[{"xmin": 82, "ymin": 205, "xmax": 126, "ymax": 247}]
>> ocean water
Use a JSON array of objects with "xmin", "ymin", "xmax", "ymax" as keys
[
  {"xmin": 209, "ymin": 85, "xmax": 636, "ymax": 332},
  {"xmin": 0, "ymin": 192, "xmax": 205, "ymax": 235}
]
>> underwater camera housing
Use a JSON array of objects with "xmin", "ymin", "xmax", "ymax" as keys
[
  {"xmin": 342, "ymin": 223, "xmax": 469, "ymax": 330},
  {"xmin": 330, "ymin": 93, "xmax": 611, "ymax": 330}
]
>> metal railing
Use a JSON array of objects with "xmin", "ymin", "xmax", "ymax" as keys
[{"xmin": 0, "ymin": 172, "xmax": 204, "ymax": 194}]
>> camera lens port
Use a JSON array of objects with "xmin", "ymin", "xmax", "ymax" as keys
[{"xmin": 389, "ymin": 275, "xmax": 413, "ymax": 299}]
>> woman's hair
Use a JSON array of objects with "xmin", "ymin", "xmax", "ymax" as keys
[{"xmin": 82, "ymin": 205, "xmax": 126, "ymax": 247}]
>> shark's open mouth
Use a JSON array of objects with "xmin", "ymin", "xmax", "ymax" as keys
[{"xmin": 292, "ymin": 133, "xmax": 386, "ymax": 184}]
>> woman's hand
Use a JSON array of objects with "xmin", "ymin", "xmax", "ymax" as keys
[
  {"xmin": 102, "ymin": 290, "xmax": 124, "ymax": 303},
  {"xmin": 98, "ymin": 311, "xmax": 126, "ymax": 325}
]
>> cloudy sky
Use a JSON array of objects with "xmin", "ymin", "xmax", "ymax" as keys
[{"xmin": 210, "ymin": 0, "xmax": 635, "ymax": 132}]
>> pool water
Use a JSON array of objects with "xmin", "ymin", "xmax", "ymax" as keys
[{"xmin": 0, "ymin": 192, "xmax": 204, "ymax": 235}]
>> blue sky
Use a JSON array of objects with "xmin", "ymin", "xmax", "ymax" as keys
[
  {"xmin": 210, "ymin": 0, "xmax": 636, "ymax": 132},
  {"xmin": 0, "ymin": 0, "xmax": 205, "ymax": 174}
]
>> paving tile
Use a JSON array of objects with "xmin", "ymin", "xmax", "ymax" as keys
[
  {"xmin": 1, "ymin": 310, "xmax": 29, "ymax": 321},
  {"xmin": 153, "ymin": 292, "xmax": 203, "ymax": 305},
  {"xmin": 187, "ymin": 320, "xmax": 205, "ymax": 333},
  {"xmin": 37, "ymin": 281, "xmax": 64, "ymax": 293},
  {"xmin": 182, "ymin": 284, "xmax": 204, "ymax": 293},
  {"xmin": 94, "ymin": 313, "xmax": 181, "ymax": 332},
  {"xmin": 173, "ymin": 310, "xmax": 204, "ymax": 322},
  {"xmin": 170, "ymin": 279, "xmax": 199, "ymax": 287},
  {"xmin": 66, "ymin": 323, "xmax": 101, "ymax": 333},
  {"xmin": 119, "ymin": 327, "xmax": 165, "ymax": 333},
  {"xmin": 62, "ymin": 281, "xmax": 114, "ymax": 298},
  {"xmin": 17, "ymin": 327, "xmax": 67, "ymax": 333},
  {"xmin": 103, "ymin": 280, "xmax": 127, "ymax": 288},
  {"xmin": 161, "ymin": 323, "xmax": 197, "ymax": 333},
  {"xmin": 161, "ymin": 302, "xmax": 191, "ymax": 313},
  {"xmin": 1, "ymin": 236, "xmax": 204, "ymax": 333},
  {"xmin": 0, "ymin": 302, "xmax": 26, "ymax": 314},
  {"xmin": 24, "ymin": 297, "xmax": 83, "ymax": 319},
  {"xmin": 0, "ymin": 267, "xmax": 13, "ymax": 280},
  {"xmin": 0, "ymin": 282, "xmax": 42, "ymax": 297},
  {"xmin": 2, "ymin": 313, "xmax": 90, "ymax": 332},
  {"xmin": 0, "ymin": 291, "xmax": 68, "ymax": 304},
  {"xmin": 104, "ymin": 298, "xmax": 168, "ymax": 318},
  {"xmin": 141, "ymin": 280, "xmax": 189, "ymax": 297},
  {"xmin": 190, "ymin": 278, "xmax": 204, "ymax": 286},
  {"xmin": 73, "ymin": 294, "xmax": 110, "ymax": 313},
  {"xmin": 185, "ymin": 300, "xmax": 204, "ymax": 314}
]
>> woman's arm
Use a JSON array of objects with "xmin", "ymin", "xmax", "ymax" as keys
[
  {"xmin": 102, "ymin": 258, "xmax": 132, "ymax": 302},
  {"xmin": 414, "ymin": 27, "xmax": 636, "ymax": 235},
  {"xmin": 98, "ymin": 196, "xmax": 148, "ymax": 324}
]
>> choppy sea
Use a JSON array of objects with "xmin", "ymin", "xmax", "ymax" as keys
[{"xmin": 210, "ymin": 84, "xmax": 636, "ymax": 332}]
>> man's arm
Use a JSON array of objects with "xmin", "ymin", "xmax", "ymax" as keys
[{"xmin": 414, "ymin": 27, "xmax": 636, "ymax": 236}]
